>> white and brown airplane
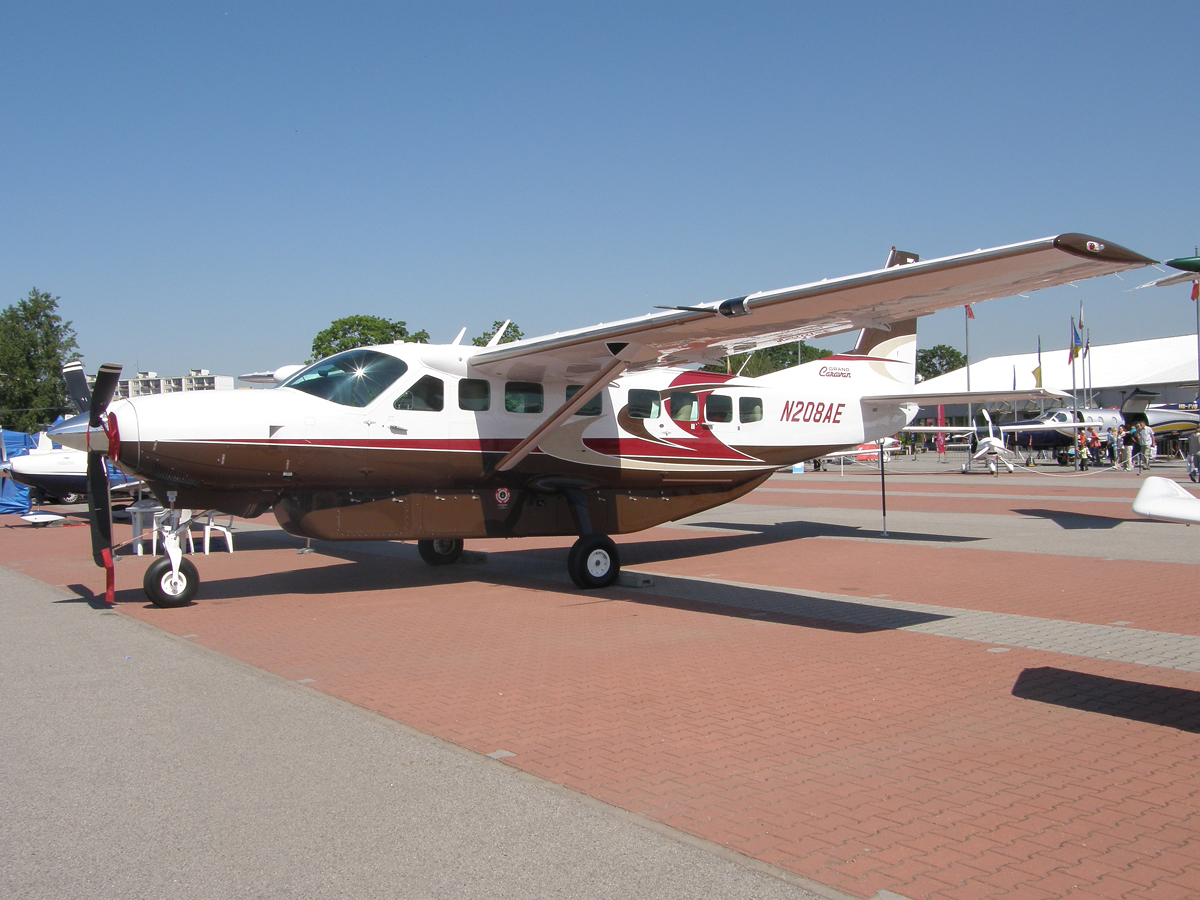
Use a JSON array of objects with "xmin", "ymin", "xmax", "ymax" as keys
[{"xmin": 51, "ymin": 233, "xmax": 1153, "ymax": 606}]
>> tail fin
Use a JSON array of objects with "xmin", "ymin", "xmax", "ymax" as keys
[{"xmin": 843, "ymin": 318, "xmax": 917, "ymax": 388}]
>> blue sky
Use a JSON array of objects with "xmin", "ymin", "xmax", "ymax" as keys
[{"xmin": 2, "ymin": 2, "xmax": 1197, "ymax": 379}]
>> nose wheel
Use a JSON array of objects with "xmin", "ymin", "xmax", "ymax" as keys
[
  {"xmin": 143, "ymin": 556, "xmax": 199, "ymax": 607},
  {"xmin": 568, "ymin": 534, "xmax": 620, "ymax": 589}
]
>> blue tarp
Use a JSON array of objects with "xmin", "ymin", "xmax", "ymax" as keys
[{"xmin": 1, "ymin": 429, "xmax": 37, "ymax": 515}]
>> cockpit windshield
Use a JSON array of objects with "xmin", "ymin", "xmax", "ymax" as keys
[{"xmin": 281, "ymin": 349, "xmax": 408, "ymax": 408}]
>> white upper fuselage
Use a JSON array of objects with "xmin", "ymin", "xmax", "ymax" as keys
[{"xmin": 74, "ymin": 341, "xmax": 916, "ymax": 488}]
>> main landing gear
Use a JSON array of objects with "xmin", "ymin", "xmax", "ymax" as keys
[
  {"xmin": 563, "ymin": 486, "xmax": 620, "ymax": 589},
  {"xmin": 418, "ymin": 538, "xmax": 464, "ymax": 565},
  {"xmin": 567, "ymin": 533, "xmax": 620, "ymax": 589}
]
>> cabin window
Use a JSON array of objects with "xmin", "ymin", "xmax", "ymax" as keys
[
  {"xmin": 705, "ymin": 394, "xmax": 733, "ymax": 423},
  {"xmin": 740, "ymin": 396, "xmax": 763, "ymax": 423},
  {"xmin": 566, "ymin": 385, "xmax": 603, "ymax": 416},
  {"xmin": 627, "ymin": 389, "xmax": 661, "ymax": 419},
  {"xmin": 394, "ymin": 375, "xmax": 444, "ymax": 411},
  {"xmin": 282, "ymin": 349, "xmax": 408, "ymax": 408},
  {"xmin": 505, "ymin": 382, "xmax": 544, "ymax": 414},
  {"xmin": 458, "ymin": 378, "xmax": 490, "ymax": 411},
  {"xmin": 669, "ymin": 391, "xmax": 699, "ymax": 422}
]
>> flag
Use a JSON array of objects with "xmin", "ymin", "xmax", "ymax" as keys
[
  {"xmin": 1193, "ymin": 279, "xmax": 1199, "ymax": 302},
  {"xmin": 965, "ymin": 304, "xmax": 975, "ymax": 320},
  {"xmin": 1079, "ymin": 302, "xmax": 1085, "ymax": 331},
  {"xmin": 1068, "ymin": 319, "xmax": 1083, "ymax": 362},
  {"xmin": 1084, "ymin": 328, "xmax": 1090, "ymax": 359},
  {"xmin": 1032, "ymin": 335, "xmax": 1042, "ymax": 387}
]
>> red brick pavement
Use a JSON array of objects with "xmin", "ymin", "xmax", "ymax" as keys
[{"xmin": 3, "ymin": 484, "xmax": 1200, "ymax": 900}]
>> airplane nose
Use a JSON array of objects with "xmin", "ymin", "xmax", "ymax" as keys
[
  {"xmin": 46, "ymin": 412, "xmax": 91, "ymax": 452},
  {"xmin": 46, "ymin": 401, "xmax": 138, "ymax": 463}
]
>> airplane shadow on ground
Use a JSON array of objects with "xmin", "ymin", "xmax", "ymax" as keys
[
  {"xmin": 616, "ymin": 518, "xmax": 978, "ymax": 568},
  {"xmin": 1012, "ymin": 508, "xmax": 1136, "ymax": 530},
  {"xmin": 1012, "ymin": 667, "xmax": 1200, "ymax": 733},
  {"xmin": 66, "ymin": 521, "xmax": 955, "ymax": 633}
]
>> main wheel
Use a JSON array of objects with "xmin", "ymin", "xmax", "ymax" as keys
[
  {"xmin": 57, "ymin": 492, "xmax": 83, "ymax": 505},
  {"xmin": 143, "ymin": 556, "xmax": 199, "ymax": 607},
  {"xmin": 567, "ymin": 534, "xmax": 620, "ymax": 589},
  {"xmin": 418, "ymin": 538, "xmax": 464, "ymax": 566}
]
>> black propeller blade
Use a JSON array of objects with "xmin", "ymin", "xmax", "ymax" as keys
[
  {"xmin": 85, "ymin": 364, "xmax": 122, "ymax": 569},
  {"xmin": 62, "ymin": 360, "xmax": 91, "ymax": 415}
]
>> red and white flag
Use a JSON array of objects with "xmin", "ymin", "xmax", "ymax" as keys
[{"xmin": 964, "ymin": 304, "xmax": 975, "ymax": 320}]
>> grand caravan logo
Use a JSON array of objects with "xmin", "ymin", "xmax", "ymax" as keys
[{"xmin": 818, "ymin": 365, "xmax": 852, "ymax": 378}]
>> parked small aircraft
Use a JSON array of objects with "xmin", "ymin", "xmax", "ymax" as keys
[
  {"xmin": 50, "ymin": 233, "xmax": 1153, "ymax": 606},
  {"xmin": 4, "ymin": 436, "xmax": 140, "ymax": 504}
]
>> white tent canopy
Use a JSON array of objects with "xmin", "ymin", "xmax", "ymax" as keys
[{"xmin": 920, "ymin": 333, "xmax": 1199, "ymax": 398}]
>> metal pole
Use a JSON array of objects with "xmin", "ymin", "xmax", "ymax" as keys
[
  {"xmin": 878, "ymin": 438, "xmax": 888, "ymax": 537},
  {"xmin": 1071, "ymin": 316, "xmax": 1078, "ymax": 471},
  {"xmin": 1195, "ymin": 246, "xmax": 1199, "ymax": 409},
  {"xmin": 965, "ymin": 308, "xmax": 972, "ymax": 470}
]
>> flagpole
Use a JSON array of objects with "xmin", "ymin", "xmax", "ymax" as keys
[
  {"xmin": 965, "ymin": 307, "xmax": 972, "ymax": 469},
  {"xmin": 1087, "ymin": 328, "xmax": 1093, "ymax": 409},
  {"xmin": 1071, "ymin": 316, "xmax": 1078, "ymax": 471}
]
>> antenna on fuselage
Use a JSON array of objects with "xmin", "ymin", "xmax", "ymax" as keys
[
  {"xmin": 486, "ymin": 320, "xmax": 512, "ymax": 348},
  {"xmin": 451, "ymin": 327, "xmax": 466, "ymax": 346}
]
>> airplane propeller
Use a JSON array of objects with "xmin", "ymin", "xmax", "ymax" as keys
[{"xmin": 81, "ymin": 363, "xmax": 123, "ymax": 602}]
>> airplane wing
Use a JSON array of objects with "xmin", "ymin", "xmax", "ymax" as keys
[
  {"xmin": 469, "ymin": 234, "xmax": 1153, "ymax": 382},
  {"xmin": 1132, "ymin": 476, "xmax": 1200, "ymax": 525}
]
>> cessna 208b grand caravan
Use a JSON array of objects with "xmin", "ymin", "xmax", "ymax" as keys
[{"xmin": 51, "ymin": 234, "xmax": 1153, "ymax": 606}]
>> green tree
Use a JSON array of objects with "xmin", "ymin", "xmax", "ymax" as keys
[
  {"xmin": 916, "ymin": 344, "xmax": 966, "ymax": 382},
  {"xmin": 0, "ymin": 288, "xmax": 80, "ymax": 432},
  {"xmin": 471, "ymin": 320, "xmax": 524, "ymax": 347},
  {"xmin": 709, "ymin": 341, "xmax": 832, "ymax": 377},
  {"xmin": 310, "ymin": 315, "xmax": 429, "ymax": 362}
]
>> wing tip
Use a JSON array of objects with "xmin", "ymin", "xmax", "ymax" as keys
[{"xmin": 1054, "ymin": 233, "xmax": 1156, "ymax": 266}]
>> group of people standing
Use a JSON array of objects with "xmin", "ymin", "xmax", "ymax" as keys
[{"xmin": 1077, "ymin": 422, "xmax": 1155, "ymax": 470}]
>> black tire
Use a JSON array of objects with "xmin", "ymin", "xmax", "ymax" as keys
[
  {"xmin": 57, "ymin": 492, "xmax": 83, "ymax": 505},
  {"xmin": 143, "ymin": 556, "xmax": 199, "ymax": 608},
  {"xmin": 567, "ymin": 534, "xmax": 620, "ymax": 589},
  {"xmin": 418, "ymin": 538, "xmax": 464, "ymax": 566}
]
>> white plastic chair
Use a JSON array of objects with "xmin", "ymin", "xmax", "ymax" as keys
[
  {"xmin": 129, "ymin": 499, "xmax": 163, "ymax": 556},
  {"xmin": 201, "ymin": 512, "xmax": 234, "ymax": 554}
]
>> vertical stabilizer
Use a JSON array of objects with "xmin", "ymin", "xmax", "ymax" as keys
[{"xmin": 845, "ymin": 318, "xmax": 917, "ymax": 388}]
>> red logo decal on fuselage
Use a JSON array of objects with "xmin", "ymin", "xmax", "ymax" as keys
[{"xmin": 780, "ymin": 401, "xmax": 845, "ymax": 424}]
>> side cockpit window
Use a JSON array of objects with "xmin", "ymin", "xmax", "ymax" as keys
[
  {"xmin": 627, "ymin": 389, "xmax": 661, "ymax": 419},
  {"xmin": 566, "ymin": 385, "xmax": 603, "ymax": 416},
  {"xmin": 505, "ymin": 382, "xmax": 544, "ymax": 414},
  {"xmin": 459, "ymin": 379, "xmax": 490, "ymax": 411},
  {"xmin": 706, "ymin": 394, "xmax": 733, "ymax": 423},
  {"xmin": 669, "ymin": 392, "xmax": 699, "ymax": 422},
  {"xmin": 282, "ymin": 349, "xmax": 408, "ymax": 408},
  {"xmin": 740, "ymin": 397, "xmax": 763, "ymax": 423},
  {"xmin": 395, "ymin": 375, "xmax": 445, "ymax": 411}
]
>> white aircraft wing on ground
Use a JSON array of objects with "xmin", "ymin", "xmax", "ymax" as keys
[
  {"xmin": 1132, "ymin": 477, "xmax": 1200, "ymax": 525},
  {"xmin": 470, "ymin": 234, "xmax": 1153, "ymax": 382}
]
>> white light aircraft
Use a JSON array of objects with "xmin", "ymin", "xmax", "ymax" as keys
[{"xmin": 50, "ymin": 233, "xmax": 1154, "ymax": 606}]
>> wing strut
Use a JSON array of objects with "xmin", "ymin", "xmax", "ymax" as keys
[{"xmin": 493, "ymin": 358, "xmax": 628, "ymax": 474}]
